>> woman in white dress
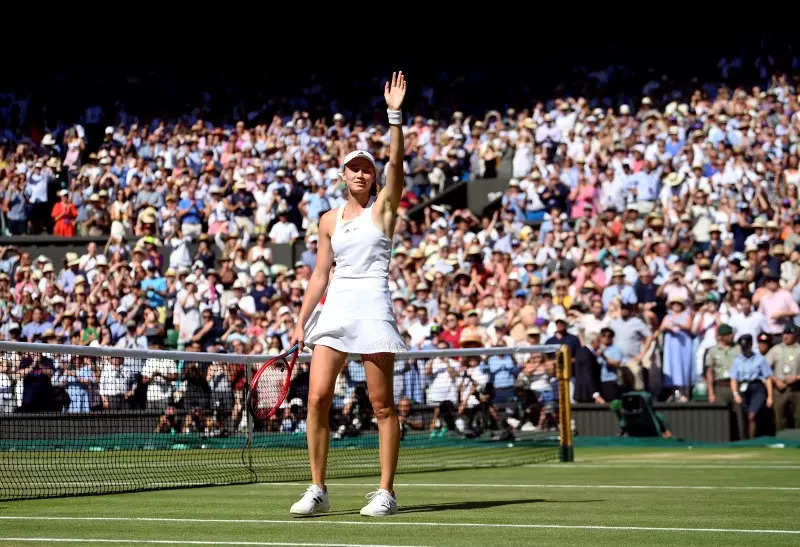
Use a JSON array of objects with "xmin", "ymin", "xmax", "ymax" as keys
[{"xmin": 289, "ymin": 72, "xmax": 408, "ymax": 518}]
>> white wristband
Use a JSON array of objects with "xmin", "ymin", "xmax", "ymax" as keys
[{"xmin": 387, "ymin": 109, "xmax": 402, "ymax": 126}]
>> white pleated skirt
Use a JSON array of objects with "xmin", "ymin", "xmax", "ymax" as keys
[{"xmin": 305, "ymin": 276, "xmax": 408, "ymax": 355}]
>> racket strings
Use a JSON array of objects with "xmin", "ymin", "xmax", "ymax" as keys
[{"xmin": 248, "ymin": 360, "xmax": 290, "ymax": 419}]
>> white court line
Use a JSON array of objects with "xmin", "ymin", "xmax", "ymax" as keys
[
  {"xmin": 258, "ymin": 482, "xmax": 800, "ymax": 491},
  {"xmin": 0, "ymin": 539, "xmax": 428, "ymax": 547},
  {"xmin": 20, "ymin": 480, "xmax": 800, "ymax": 493},
  {"xmin": 0, "ymin": 517, "xmax": 797, "ymax": 536},
  {"xmin": 527, "ymin": 463, "xmax": 800, "ymax": 469}
]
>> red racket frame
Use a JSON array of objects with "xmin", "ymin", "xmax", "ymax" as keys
[{"xmin": 246, "ymin": 343, "xmax": 300, "ymax": 421}]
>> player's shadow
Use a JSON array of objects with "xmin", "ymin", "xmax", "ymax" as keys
[
  {"xmin": 295, "ymin": 498, "xmax": 602, "ymax": 518},
  {"xmin": 399, "ymin": 498, "xmax": 602, "ymax": 513}
]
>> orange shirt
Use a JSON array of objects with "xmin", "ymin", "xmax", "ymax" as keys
[{"xmin": 51, "ymin": 202, "xmax": 78, "ymax": 237}]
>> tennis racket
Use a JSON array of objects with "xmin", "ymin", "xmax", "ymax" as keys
[{"xmin": 246, "ymin": 343, "xmax": 300, "ymax": 421}]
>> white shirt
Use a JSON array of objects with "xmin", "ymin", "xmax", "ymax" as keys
[
  {"xmin": 141, "ymin": 358, "xmax": 177, "ymax": 401},
  {"xmin": 427, "ymin": 358, "xmax": 458, "ymax": 403},
  {"xmin": 99, "ymin": 364, "xmax": 125, "ymax": 397},
  {"xmin": 168, "ymin": 236, "xmax": 193, "ymax": 270},
  {"xmin": 269, "ymin": 221, "xmax": 299, "ymax": 244},
  {"xmin": 407, "ymin": 319, "xmax": 432, "ymax": 349},
  {"xmin": 728, "ymin": 311, "xmax": 768, "ymax": 345},
  {"xmin": 0, "ymin": 372, "xmax": 13, "ymax": 413},
  {"xmin": 459, "ymin": 366, "xmax": 491, "ymax": 409}
]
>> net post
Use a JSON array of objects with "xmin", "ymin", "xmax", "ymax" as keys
[
  {"xmin": 244, "ymin": 360, "xmax": 255, "ymax": 478},
  {"xmin": 556, "ymin": 345, "xmax": 574, "ymax": 462}
]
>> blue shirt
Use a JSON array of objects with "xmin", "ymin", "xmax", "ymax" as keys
[
  {"xmin": 626, "ymin": 168, "xmax": 661, "ymax": 202},
  {"xmin": 178, "ymin": 198, "xmax": 204, "ymax": 224},
  {"xmin": 305, "ymin": 193, "xmax": 330, "ymax": 222},
  {"xmin": 730, "ymin": 352, "xmax": 772, "ymax": 382},
  {"xmin": 5, "ymin": 189, "xmax": 27, "ymax": 221},
  {"xmin": 601, "ymin": 284, "xmax": 638, "ymax": 310},
  {"xmin": 484, "ymin": 354, "xmax": 518, "ymax": 390},
  {"xmin": 0, "ymin": 254, "xmax": 19, "ymax": 276},
  {"xmin": 301, "ymin": 249, "xmax": 317, "ymax": 269},
  {"xmin": 394, "ymin": 360, "xmax": 425, "ymax": 404},
  {"xmin": 708, "ymin": 126, "xmax": 726, "ymax": 147},
  {"xmin": 22, "ymin": 320, "xmax": 53, "ymax": 342},
  {"xmin": 664, "ymin": 139, "xmax": 684, "ymax": 158},
  {"xmin": 141, "ymin": 277, "xmax": 167, "ymax": 308},
  {"xmin": 599, "ymin": 345, "xmax": 623, "ymax": 383},
  {"xmin": 58, "ymin": 269, "xmax": 79, "ymax": 294}
]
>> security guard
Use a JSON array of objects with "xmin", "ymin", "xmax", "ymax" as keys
[
  {"xmin": 766, "ymin": 323, "xmax": 800, "ymax": 430},
  {"xmin": 704, "ymin": 323, "xmax": 743, "ymax": 439},
  {"xmin": 730, "ymin": 334, "xmax": 774, "ymax": 439}
]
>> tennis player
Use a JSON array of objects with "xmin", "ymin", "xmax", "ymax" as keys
[{"xmin": 289, "ymin": 71, "xmax": 408, "ymax": 517}]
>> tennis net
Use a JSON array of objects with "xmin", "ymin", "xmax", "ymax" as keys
[{"xmin": 0, "ymin": 341, "xmax": 567, "ymax": 501}]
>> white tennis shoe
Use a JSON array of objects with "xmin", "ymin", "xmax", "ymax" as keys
[
  {"xmin": 290, "ymin": 484, "xmax": 329, "ymax": 515},
  {"xmin": 360, "ymin": 489, "xmax": 398, "ymax": 517}
]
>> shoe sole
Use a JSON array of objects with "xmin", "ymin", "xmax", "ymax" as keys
[
  {"xmin": 290, "ymin": 504, "xmax": 330, "ymax": 516},
  {"xmin": 360, "ymin": 509, "xmax": 398, "ymax": 517}
]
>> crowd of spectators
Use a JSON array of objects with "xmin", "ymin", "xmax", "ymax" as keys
[{"xmin": 2, "ymin": 65, "xmax": 800, "ymax": 440}]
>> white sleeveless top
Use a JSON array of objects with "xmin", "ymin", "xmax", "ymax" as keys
[
  {"xmin": 330, "ymin": 196, "xmax": 392, "ymax": 280},
  {"xmin": 304, "ymin": 196, "xmax": 407, "ymax": 354}
]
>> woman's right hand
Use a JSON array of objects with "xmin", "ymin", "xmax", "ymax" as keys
[{"xmin": 289, "ymin": 323, "xmax": 305, "ymax": 351}]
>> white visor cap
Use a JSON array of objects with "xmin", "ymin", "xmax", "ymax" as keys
[{"xmin": 341, "ymin": 150, "xmax": 377, "ymax": 174}]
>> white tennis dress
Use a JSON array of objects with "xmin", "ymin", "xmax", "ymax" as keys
[{"xmin": 304, "ymin": 197, "xmax": 408, "ymax": 354}]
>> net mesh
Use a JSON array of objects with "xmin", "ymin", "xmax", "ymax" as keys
[{"xmin": 0, "ymin": 342, "xmax": 562, "ymax": 501}]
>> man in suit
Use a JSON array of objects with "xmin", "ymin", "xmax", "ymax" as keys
[{"xmin": 573, "ymin": 331, "xmax": 603, "ymax": 403}]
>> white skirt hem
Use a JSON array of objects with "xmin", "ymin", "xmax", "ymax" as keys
[{"xmin": 305, "ymin": 318, "xmax": 408, "ymax": 355}]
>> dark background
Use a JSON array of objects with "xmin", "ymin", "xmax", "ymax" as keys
[{"xmin": 2, "ymin": 33, "xmax": 799, "ymax": 138}]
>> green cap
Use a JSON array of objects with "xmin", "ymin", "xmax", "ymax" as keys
[{"xmin": 717, "ymin": 324, "xmax": 733, "ymax": 336}]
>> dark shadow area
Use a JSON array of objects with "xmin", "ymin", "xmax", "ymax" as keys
[
  {"xmin": 293, "ymin": 497, "xmax": 604, "ymax": 518},
  {"xmin": 399, "ymin": 498, "xmax": 603, "ymax": 514}
]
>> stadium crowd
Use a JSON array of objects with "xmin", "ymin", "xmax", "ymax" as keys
[{"xmin": 1, "ymin": 67, "xmax": 800, "ymax": 439}]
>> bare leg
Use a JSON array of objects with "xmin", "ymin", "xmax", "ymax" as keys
[
  {"xmin": 363, "ymin": 352, "xmax": 399, "ymax": 494},
  {"xmin": 306, "ymin": 345, "xmax": 346, "ymax": 488}
]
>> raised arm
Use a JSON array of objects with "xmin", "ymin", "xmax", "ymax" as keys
[{"xmin": 376, "ymin": 71, "xmax": 407, "ymax": 236}]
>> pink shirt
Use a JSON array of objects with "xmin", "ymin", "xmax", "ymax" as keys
[
  {"xmin": 571, "ymin": 185, "xmax": 597, "ymax": 219},
  {"xmin": 758, "ymin": 289, "xmax": 800, "ymax": 334},
  {"xmin": 573, "ymin": 266, "xmax": 607, "ymax": 290}
]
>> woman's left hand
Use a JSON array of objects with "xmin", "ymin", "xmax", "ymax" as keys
[{"xmin": 384, "ymin": 71, "xmax": 407, "ymax": 110}]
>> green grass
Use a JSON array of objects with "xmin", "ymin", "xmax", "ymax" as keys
[{"xmin": 1, "ymin": 446, "xmax": 799, "ymax": 546}]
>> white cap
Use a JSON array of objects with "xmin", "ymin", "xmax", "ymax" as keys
[
  {"xmin": 232, "ymin": 279, "xmax": 246, "ymax": 289},
  {"xmin": 185, "ymin": 274, "xmax": 197, "ymax": 285},
  {"xmin": 278, "ymin": 306, "xmax": 291, "ymax": 315},
  {"xmin": 105, "ymin": 126, "xmax": 114, "ymax": 135},
  {"xmin": 341, "ymin": 150, "xmax": 376, "ymax": 173}
]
